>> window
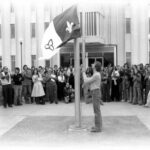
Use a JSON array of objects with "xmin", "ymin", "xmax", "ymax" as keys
[
  {"xmin": 31, "ymin": 55, "xmax": 36, "ymax": 67},
  {"xmin": 44, "ymin": 22, "xmax": 49, "ymax": 31},
  {"xmin": 10, "ymin": 3, "xmax": 14, "ymax": 13},
  {"xmin": 126, "ymin": 18, "xmax": 131, "ymax": 34},
  {"xmin": 126, "ymin": 52, "xmax": 131, "ymax": 66},
  {"xmin": 31, "ymin": 23, "xmax": 36, "ymax": 38},
  {"xmin": 85, "ymin": 12, "xmax": 97, "ymax": 36},
  {"xmin": 11, "ymin": 55, "xmax": 15, "ymax": 73},
  {"xmin": 44, "ymin": 5, "xmax": 49, "ymax": 12},
  {"xmin": 80, "ymin": 12, "xmax": 82, "ymax": 35},
  {"xmin": 149, "ymin": 18, "xmax": 150, "ymax": 34},
  {"xmin": 0, "ymin": 24, "xmax": 1, "ymax": 38},
  {"xmin": 10, "ymin": 24, "xmax": 15, "ymax": 38},
  {"xmin": 0, "ymin": 56, "xmax": 2, "ymax": 67},
  {"xmin": 31, "ymin": 5, "xmax": 36, "ymax": 12},
  {"xmin": 45, "ymin": 60, "xmax": 50, "ymax": 67}
]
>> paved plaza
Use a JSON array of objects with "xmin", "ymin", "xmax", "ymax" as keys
[{"xmin": 0, "ymin": 101, "xmax": 150, "ymax": 150}]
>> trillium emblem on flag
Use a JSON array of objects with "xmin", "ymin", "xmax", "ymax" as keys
[
  {"xmin": 40, "ymin": 5, "xmax": 81, "ymax": 60},
  {"xmin": 45, "ymin": 39, "xmax": 54, "ymax": 51}
]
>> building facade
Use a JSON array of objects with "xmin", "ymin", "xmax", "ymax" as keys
[{"xmin": 0, "ymin": 0, "xmax": 150, "ymax": 72}]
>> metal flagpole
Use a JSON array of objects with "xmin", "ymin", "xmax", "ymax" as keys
[
  {"xmin": 68, "ymin": 6, "xmax": 87, "ymax": 131},
  {"xmin": 74, "ymin": 38, "xmax": 81, "ymax": 127},
  {"xmin": 82, "ymin": 10, "xmax": 86, "ymax": 70},
  {"xmin": 82, "ymin": 10, "xmax": 86, "ymax": 103}
]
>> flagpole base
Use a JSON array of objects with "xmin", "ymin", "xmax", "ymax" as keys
[{"xmin": 68, "ymin": 124, "xmax": 87, "ymax": 132}]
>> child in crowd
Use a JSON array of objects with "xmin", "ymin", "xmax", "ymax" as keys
[{"xmin": 64, "ymin": 83, "xmax": 74, "ymax": 103}]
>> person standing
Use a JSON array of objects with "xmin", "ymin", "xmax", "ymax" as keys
[
  {"xmin": 22, "ymin": 65, "xmax": 32, "ymax": 104},
  {"xmin": 45, "ymin": 68, "xmax": 58, "ymax": 104},
  {"xmin": 12, "ymin": 67, "xmax": 23, "ymax": 105},
  {"xmin": 31, "ymin": 68, "xmax": 45, "ymax": 104},
  {"xmin": 0, "ymin": 66, "xmax": 13, "ymax": 108},
  {"xmin": 82, "ymin": 62, "xmax": 102, "ymax": 132},
  {"xmin": 57, "ymin": 71, "xmax": 66, "ymax": 101}
]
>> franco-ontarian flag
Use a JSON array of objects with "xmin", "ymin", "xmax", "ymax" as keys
[{"xmin": 40, "ymin": 5, "xmax": 81, "ymax": 60}]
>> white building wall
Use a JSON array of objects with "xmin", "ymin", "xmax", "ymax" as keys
[
  {"xmin": 139, "ymin": 4, "xmax": 148, "ymax": 64},
  {"xmin": 125, "ymin": 4, "xmax": 131, "ymax": 53},
  {"xmin": 2, "ymin": 1, "xmax": 11, "ymax": 69},
  {"xmin": 15, "ymin": 4, "xmax": 24, "ymax": 69},
  {"xmin": 131, "ymin": 4, "xmax": 139, "ymax": 65},
  {"xmin": 24, "ymin": 1, "xmax": 31, "ymax": 67},
  {"xmin": 36, "ymin": 2, "xmax": 45, "ymax": 67},
  {"xmin": 117, "ymin": 5, "xmax": 125, "ymax": 66}
]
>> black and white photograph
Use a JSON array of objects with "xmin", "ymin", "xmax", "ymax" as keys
[{"xmin": 0, "ymin": 0, "xmax": 150, "ymax": 150}]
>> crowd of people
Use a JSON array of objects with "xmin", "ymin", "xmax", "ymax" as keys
[
  {"xmin": 0, "ymin": 65, "xmax": 75, "ymax": 108},
  {"xmin": 0, "ymin": 62, "xmax": 150, "ymax": 108},
  {"xmin": 100, "ymin": 63, "xmax": 150, "ymax": 107}
]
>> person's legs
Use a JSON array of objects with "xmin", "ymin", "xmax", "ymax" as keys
[
  {"xmin": 13, "ymin": 85, "xmax": 18, "ymax": 105},
  {"xmin": 18, "ymin": 85, "xmax": 22, "ymax": 105},
  {"xmin": 7, "ymin": 84, "xmax": 13, "ymax": 106},
  {"xmin": 92, "ymin": 89, "xmax": 102, "ymax": 132},
  {"xmin": 133, "ymin": 87, "xmax": 137, "ymax": 104},
  {"xmin": 137, "ymin": 87, "xmax": 142, "ymax": 105},
  {"xmin": 54, "ymin": 84, "xmax": 58, "ymax": 104},
  {"xmin": 2, "ymin": 85, "xmax": 7, "ymax": 108}
]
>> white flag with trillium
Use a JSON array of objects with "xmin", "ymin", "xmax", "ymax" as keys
[{"xmin": 39, "ymin": 5, "xmax": 81, "ymax": 60}]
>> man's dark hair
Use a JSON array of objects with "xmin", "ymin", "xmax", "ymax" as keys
[
  {"xmin": 15, "ymin": 67, "xmax": 20, "ymax": 72},
  {"xmin": 95, "ymin": 61, "xmax": 101, "ymax": 72},
  {"xmin": 23, "ymin": 65, "xmax": 27, "ymax": 70}
]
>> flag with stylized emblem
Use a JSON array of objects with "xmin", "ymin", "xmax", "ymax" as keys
[{"xmin": 40, "ymin": 5, "xmax": 81, "ymax": 60}]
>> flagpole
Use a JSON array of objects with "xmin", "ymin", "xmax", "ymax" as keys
[
  {"xmin": 82, "ymin": 11, "xmax": 86, "ymax": 102},
  {"xmin": 74, "ymin": 38, "xmax": 81, "ymax": 127},
  {"xmin": 69, "ymin": 38, "xmax": 86, "ymax": 131},
  {"xmin": 69, "ymin": 5, "xmax": 87, "ymax": 131},
  {"xmin": 82, "ymin": 11, "xmax": 86, "ymax": 70}
]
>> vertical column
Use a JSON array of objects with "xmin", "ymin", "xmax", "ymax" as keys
[
  {"xmin": 74, "ymin": 38, "xmax": 81, "ymax": 127},
  {"xmin": 16, "ymin": 3, "xmax": 24, "ymax": 70},
  {"xmin": 110, "ymin": 5, "xmax": 117, "ymax": 44},
  {"xmin": 36, "ymin": 2, "xmax": 44, "ymax": 67},
  {"xmin": 2, "ymin": 1, "xmax": 11, "ymax": 69},
  {"xmin": 24, "ymin": 1, "xmax": 31, "ymax": 67},
  {"xmin": 131, "ymin": 4, "xmax": 139, "ymax": 64},
  {"xmin": 139, "ymin": 4, "xmax": 148, "ymax": 64},
  {"xmin": 116, "ymin": 4, "xmax": 125, "ymax": 66}
]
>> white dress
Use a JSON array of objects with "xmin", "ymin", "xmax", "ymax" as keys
[{"xmin": 31, "ymin": 74, "xmax": 45, "ymax": 97}]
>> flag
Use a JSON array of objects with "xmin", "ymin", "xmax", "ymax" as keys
[{"xmin": 40, "ymin": 5, "xmax": 81, "ymax": 60}]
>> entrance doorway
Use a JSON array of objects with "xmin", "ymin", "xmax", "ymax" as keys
[{"xmin": 88, "ymin": 57, "xmax": 104, "ymax": 67}]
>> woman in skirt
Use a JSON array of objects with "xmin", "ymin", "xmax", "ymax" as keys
[{"xmin": 31, "ymin": 68, "xmax": 45, "ymax": 104}]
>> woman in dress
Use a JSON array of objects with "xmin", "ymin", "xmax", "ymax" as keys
[{"xmin": 31, "ymin": 68, "xmax": 45, "ymax": 104}]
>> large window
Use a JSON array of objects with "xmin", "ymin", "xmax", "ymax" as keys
[
  {"xmin": 80, "ymin": 12, "xmax": 82, "ymax": 35},
  {"xmin": 11, "ymin": 55, "xmax": 15, "ymax": 73},
  {"xmin": 85, "ymin": 12, "xmax": 97, "ymax": 36},
  {"xmin": 10, "ymin": 24, "xmax": 15, "ymax": 39},
  {"xmin": 31, "ymin": 55, "xmax": 36, "ymax": 67},
  {"xmin": 31, "ymin": 23, "xmax": 36, "ymax": 38},
  {"xmin": 45, "ymin": 60, "xmax": 50, "ymax": 67},
  {"xmin": 149, "ymin": 18, "xmax": 150, "ymax": 34},
  {"xmin": 0, "ymin": 56, "xmax": 2, "ymax": 68},
  {"xmin": 126, "ymin": 18, "xmax": 131, "ymax": 34},
  {"xmin": 44, "ymin": 22, "xmax": 49, "ymax": 31},
  {"xmin": 10, "ymin": 3, "xmax": 14, "ymax": 13},
  {"xmin": 126, "ymin": 52, "xmax": 131, "ymax": 66},
  {"xmin": 0, "ymin": 24, "xmax": 1, "ymax": 38}
]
